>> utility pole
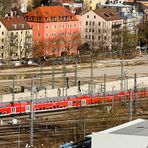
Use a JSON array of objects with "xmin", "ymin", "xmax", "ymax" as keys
[
  {"xmin": 74, "ymin": 57, "xmax": 78, "ymax": 86},
  {"xmin": 30, "ymin": 76, "xmax": 35, "ymax": 147},
  {"xmin": 40, "ymin": 62, "xmax": 43, "ymax": 90},
  {"xmin": 121, "ymin": 61, "xmax": 124, "ymax": 92},
  {"xmin": 17, "ymin": 125, "xmax": 21, "ymax": 148},
  {"xmin": 103, "ymin": 74, "xmax": 106, "ymax": 98},
  {"xmin": 51, "ymin": 63, "xmax": 55, "ymax": 89},
  {"xmin": 62, "ymin": 58, "xmax": 66, "ymax": 96},
  {"xmin": 129, "ymin": 89, "xmax": 132, "ymax": 121},
  {"xmin": 12, "ymin": 76, "xmax": 15, "ymax": 103},
  {"xmin": 134, "ymin": 73, "xmax": 137, "ymax": 113},
  {"xmin": 90, "ymin": 51, "xmax": 93, "ymax": 94}
]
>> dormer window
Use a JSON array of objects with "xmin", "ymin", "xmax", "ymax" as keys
[
  {"xmin": 24, "ymin": 16, "xmax": 28, "ymax": 21},
  {"xmin": 37, "ymin": 17, "xmax": 41, "ymax": 22},
  {"xmin": 22, "ymin": 24, "xmax": 24, "ymax": 28},
  {"xmin": 51, "ymin": 17, "xmax": 56, "ymax": 22},
  {"xmin": 45, "ymin": 17, "xmax": 49, "ymax": 22},
  {"xmin": 30, "ymin": 16, "xmax": 34, "ymax": 21},
  {"xmin": 13, "ymin": 24, "xmax": 17, "ymax": 29}
]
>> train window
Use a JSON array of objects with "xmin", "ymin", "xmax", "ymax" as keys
[
  {"xmin": 68, "ymin": 101, "xmax": 72, "ymax": 107},
  {"xmin": 43, "ymin": 107, "xmax": 45, "ymax": 110},
  {"xmin": 50, "ymin": 107, "xmax": 52, "ymax": 109},
  {"xmin": 57, "ymin": 106, "xmax": 59, "ymax": 108},
  {"xmin": 73, "ymin": 101, "xmax": 76, "ymax": 104},
  {"xmin": 53, "ymin": 106, "xmax": 56, "ymax": 109},
  {"xmin": 81, "ymin": 100, "xmax": 86, "ymax": 106},
  {"xmin": 40, "ymin": 108, "xmax": 42, "ymax": 110},
  {"xmin": 60, "ymin": 106, "xmax": 63, "ymax": 108},
  {"xmin": 11, "ymin": 107, "xmax": 16, "ymax": 114},
  {"xmin": 26, "ymin": 105, "xmax": 30, "ymax": 113}
]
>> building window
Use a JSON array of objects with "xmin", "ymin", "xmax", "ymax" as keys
[
  {"xmin": 94, "ymin": 15, "xmax": 96, "ymax": 19},
  {"xmin": 52, "ymin": 25, "xmax": 56, "ymax": 29},
  {"xmin": 98, "ymin": 36, "xmax": 100, "ymax": 40},
  {"xmin": 98, "ymin": 29, "xmax": 100, "ymax": 33},
  {"xmin": 37, "ymin": 17, "xmax": 41, "ymax": 22},
  {"xmin": 104, "ymin": 36, "xmax": 107, "ymax": 41},
  {"xmin": 2, "ymin": 39, "xmax": 3, "ymax": 42},
  {"xmin": 46, "ymin": 26, "xmax": 48, "ymax": 29},
  {"xmin": 45, "ymin": 17, "xmax": 49, "ymax": 22},
  {"xmin": 86, "ymin": 21, "xmax": 88, "ymax": 25},
  {"xmin": 2, "ymin": 32, "xmax": 4, "ymax": 35},
  {"xmin": 52, "ymin": 33, "xmax": 56, "ymax": 37},
  {"xmin": 85, "ymin": 35, "xmax": 87, "ymax": 39},
  {"xmin": 86, "ymin": 28, "xmax": 88, "ymax": 32},
  {"xmin": 38, "ymin": 33, "xmax": 40, "ymax": 37},
  {"xmin": 1, "ymin": 46, "xmax": 3, "ymax": 49},
  {"xmin": 98, "ymin": 22, "xmax": 101, "ymax": 26},
  {"xmin": 51, "ymin": 17, "xmax": 56, "ymax": 22},
  {"xmin": 46, "ymin": 33, "xmax": 48, "ymax": 37},
  {"xmin": 74, "ymin": 24, "xmax": 76, "ymax": 27},
  {"xmin": 92, "ymin": 29, "xmax": 94, "ymax": 32},
  {"xmin": 30, "ymin": 16, "xmax": 34, "ymax": 21},
  {"xmin": 24, "ymin": 16, "xmax": 28, "ymax": 21},
  {"xmin": 89, "ymin": 21, "xmax": 91, "ymax": 25},
  {"xmin": 89, "ymin": 35, "xmax": 91, "ymax": 39},
  {"xmin": 92, "ymin": 21, "xmax": 95, "ymax": 26},
  {"xmin": 92, "ymin": 35, "xmax": 94, "ymax": 40},
  {"xmin": 87, "ymin": 15, "xmax": 89, "ymax": 18}
]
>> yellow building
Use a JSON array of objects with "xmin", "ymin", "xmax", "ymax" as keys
[{"xmin": 83, "ymin": 0, "xmax": 106, "ymax": 10}]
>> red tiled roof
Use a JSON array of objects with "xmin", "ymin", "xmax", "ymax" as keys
[
  {"xmin": 0, "ymin": 16, "xmax": 32, "ymax": 31},
  {"xmin": 24, "ymin": 5, "xmax": 78, "ymax": 23},
  {"xmin": 93, "ymin": 8, "xmax": 122, "ymax": 21}
]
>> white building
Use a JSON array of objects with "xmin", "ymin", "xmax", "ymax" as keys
[
  {"xmin": 81, "ymin": 8, "xmax": 123, "ymax": 51},
  {"xmin": 0, "ymin": 14, "xmax": 32, "ymax": 60},
  {"xmin": 91, "ymin": 119, "xmax": 148, "ymax": 148}
]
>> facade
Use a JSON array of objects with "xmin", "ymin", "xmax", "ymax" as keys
[
  {"xmin": 53, "ymin": 0, "xmax": 83, "ymax": 13},
  {"xmin": 0, "ymin": 15, "xmax": 32, "ymax": 60},
  {"xmin": 24, "ymin": 5, "xmax": 80, "ymax": 57},
  {"xmin": 103, "ymin": 4, "xmax": 143, "ymax": 33},
  {"xmin": 81, "ymin": 8, "xmax": 123, "ymax": 51},
  {"xmin": 83, "ymin": 0, "xmax": 107, "ymax": 10}
]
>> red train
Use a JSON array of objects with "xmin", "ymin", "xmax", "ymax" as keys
[{"xmin": 0, "ymin": 88, "xmax": 148, "ymax": 116}]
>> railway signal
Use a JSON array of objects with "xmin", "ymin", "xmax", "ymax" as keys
[
  {"xmin": 78, "ymin": 80, "xmax": 81, "ymax": 92},
  {"xmin": 66, "ymin": 77, "xmax": 69, "ymax": 89}
]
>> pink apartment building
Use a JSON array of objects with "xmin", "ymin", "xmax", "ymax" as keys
[{"xmin": 24, "ymin": 5, "xmax": 80, "ymax": 57}]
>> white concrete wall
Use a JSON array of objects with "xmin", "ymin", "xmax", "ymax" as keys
[{"xmin": 2, "ymin": 76, "xmax": 148, "ymax": 102}]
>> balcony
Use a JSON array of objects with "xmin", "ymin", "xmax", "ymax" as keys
[
  {"xmin": 26, "ymin": 33, "xmax": 32, "ymax": 38},
  {"xmin": 112, "ymin": 24, "xmax": 122, "ymax": 29}
]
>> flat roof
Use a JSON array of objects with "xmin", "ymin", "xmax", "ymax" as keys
[{"xmin": 111, "ymin": 120, "xmax": 148, "ymax": 136}]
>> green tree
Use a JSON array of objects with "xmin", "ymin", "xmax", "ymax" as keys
[{"xmin": 138, "ymin": 23, "xmax": 148, "ymax": 46}]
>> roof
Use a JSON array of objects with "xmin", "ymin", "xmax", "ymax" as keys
[
  {"xmin": 93, "ymin": 8, "xmax": 123, "ymax": 21},
  {"xmin": 0, "ymin": 16, "xmax": 32, "ymax": 31},
  {"xmin": 91, "ymin": 119, "xmax": 148, "ymax": 148},
  {"xmin": 24, "ymin": 6, "xmax": 78, "ymax": 23}
]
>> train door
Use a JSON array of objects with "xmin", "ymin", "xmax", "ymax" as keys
[
  {"xmin": 25, "ymin": 105, "xmax": 30, "ymax": 113},
  {"xmin": 11, "ymin": 107, "xmax": 16, "ymax": 114},
  {"xmin": 68, "ymin": 101, "xmax": 72, "ymax": 108},
  {"xmin": 81, "ymin": 99, "xmax": 86, "ymax": 106}
]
